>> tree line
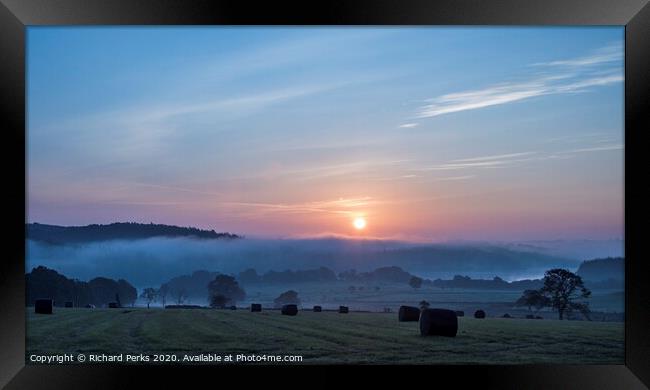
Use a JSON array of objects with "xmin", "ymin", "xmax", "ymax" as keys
[
  {"xmin": 25, "ymin": 266, "xmax": 137, "ymax": 307},
  {"xmin": 141, "ymin": 274, "xmax": 300, "ymax": 309}
]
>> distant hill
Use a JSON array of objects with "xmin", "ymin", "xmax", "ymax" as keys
[
  {"xmin": 429, "ymin": 275, "xmax": 543, "ymax": 291},
  {"xmin": 576, "ymin": 257, "xmax": 624, "ymax": 282},
  {"xmin": 240, "ymin": 267, "xmax": 338, "ymax": 284},
  {"xmin": 338, "ymin": 266, "xmax": 414, "ymax": 283},
  {"xmin": 26, "ymin": 222, "xmax": 240, "ymax": 244},
  {"xmin": 339, "ymin": 244, "xmax": 576, "ymax": 280},
  {"xmin": 503, "ymin": 239, "xmax": 624, "ymax": 261}
]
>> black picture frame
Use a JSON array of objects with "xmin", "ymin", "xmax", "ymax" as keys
[{"xmin": 1, "ymin": 0, "xmax": 648, "ymax": 388}]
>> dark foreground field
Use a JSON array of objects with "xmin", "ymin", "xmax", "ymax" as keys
[{"xmin": 26, "ymin": 308, "xmax": 624, "ymax": 364}]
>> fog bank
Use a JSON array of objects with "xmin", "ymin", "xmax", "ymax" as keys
[{"xmin": 25, "ymin": 237, "xmax": 603, "ymax": 287}]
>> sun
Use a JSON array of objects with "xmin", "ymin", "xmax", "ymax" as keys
[{"xmin": 353, "ymin": 217, "xmax": 367, "ymax": 230}]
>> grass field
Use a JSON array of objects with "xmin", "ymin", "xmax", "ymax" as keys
[
  {"xmin": 143, "ymin": 282, "xmax": 625, "ymax": 318},
  {"xmin": 26, "ymin": 308, "xmax": 624, "ymax": 364}
]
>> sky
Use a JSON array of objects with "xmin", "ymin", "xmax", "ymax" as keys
[{"xmin": 27, "ymin": 27, "xmax": 624, "ymax": 242}]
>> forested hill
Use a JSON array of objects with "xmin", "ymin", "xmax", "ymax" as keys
[
  {"xmin": 576, "ymin": 257, "xmax": 624, "ymax": 281},
  {"xmin": 26, "ymin": 222, "xmax": 240, "ymax": 244}
]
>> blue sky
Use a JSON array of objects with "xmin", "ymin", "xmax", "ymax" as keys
[{"xmin": 27, "ymin": 27, "xmax": 624, "ymax": 241}]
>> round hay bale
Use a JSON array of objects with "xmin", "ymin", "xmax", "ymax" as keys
[
  {"xmin": 502, "ymin": 313, "xmax": 511, "ymax": 318},
  {"xmin": 419, "ymin": 308, "xmax": 458, "ymax": 337},
  {"xmin": 34, "ymin": 299, "xmax": 53, "ymax": 314},
  {"xmin": 281, "ymin": 304, "xmax": 298, "ymax": 316},
  {"xmin": 251, "ymin": 303, "xmax": 262, "ymax": 312},
  {"xmin": 313, "ymin": 305, "xmax": 322, "ymax": 312},
  {"xmin": 454, "ymin": 310, "xmax": 465, "ymax": 317},
  {"xmin": 398, "ymin": 305, "xmax": 420, "ymax": 322},
  {"xmin": 338, "ymin": 306, "xmax": 349, "ymax": 313},
  {"xmin": 64, "ymin": 301, "xmax": 73, "ymax": 308},
  {"xmin": 474, "ymin": 309, "xmax": 486, "ymax": 319}
]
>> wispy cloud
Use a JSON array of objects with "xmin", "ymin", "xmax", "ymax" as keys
[
  {"xmin": 416, "ymin": 151, "xmax": 545, "ymax": 172},
  {"xmin": 434, "ymin": 175, "xmax": 476, "ymax": 181},
  {"xmin": 451, "ymin": 152, "xmax": 537, "ymax": 163},
  {"xmin": 399, "ymin": 123, "xmax": 419, "ymax": 128},
  {"xmin": 122, "ymin": 83, "xmax": 347, "ymax": 126},
  {"xmin": 415, "ymin": 44, "xmax": 623, "ymax": 119},
  {"xmin": 562, "ymin": 144, "xmax": 623, "ymax": 153},
  {"xmin": 275, "ymin": 159, "xmax": 411, "ymax": 181},
  {"xmin": 221, "ymin": 196, "xmax": 377, "ymax": 217},
  {"xmin": 532, "ymin": 43, "xmax": 622, "ymax": 67},
  {"xmin": 415, "ymin": 141, "xmax": 622, "ymax": 175},
  {"xmin": 419, "ymin": 160, "xmax": 511, "ymax": 171},
  {"xmin": 417, "ymin": 80, "xmax": 551, "ymax": 118},
  {"xmin": 125, "ymin": 182, "xmax": 222, "ymax": 197},
  {"xmin": 544, "ymin": 132, "xmax": 608, "ymax": 144}
]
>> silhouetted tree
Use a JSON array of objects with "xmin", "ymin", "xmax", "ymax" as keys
[
  {"xmin": 515, "ymin": 289, "xmax": 551, "ymax": 314},
  {"xmin": 160, "ymin": 270, "xmax": 218, "ymax": 302},
  {"xmin": 540, "ymin": 268, "xmax": 591, "ymax": 320},
  {"xmin": 26, "ymin": 266, "xmax": 79, "ymax": 306},
  {"xmin": 273, "ymin": 290, "xmax": 300, "ymax": 308},
  {"xmin": 207, "ymin": 275, "xmax": 246, "ymax": 307},
  {"xmin": 172, "ymin": 288, "xmax": 187, "ymax": 305},
  {"xmin": 419, "ymin": 300, "xmax": 430, "ymax": 310},
  {"xmin": 117, "ymin": 279, "xmax": 137, "ymax": 306},
  {"xmin": 140, "ymin": 287, "xmax": 158, "ymax": 309},
  {"xmin": 25, "ymin": 266, "xmax": 138, "ymax": 308},
  {"xmin": 209, "ymin": 294, "xmax": 229, "ymax": 309},
  {"xmin": 159, "ymin": 284, "xmax": 168, "ymax": 307}
]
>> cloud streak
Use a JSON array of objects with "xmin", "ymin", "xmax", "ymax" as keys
[
  {"xmin": 532, "ymin": 43, "xmax": 622, "ymax": 67},
  {"xmin": 415, "ymin": 44, "xmax": 623, "ymax": 119},
  {"xmin": 452, "ymin": 152, "xmax": 537, "ymax": 163},
  {"xmin": 399, "ymin": 123, "xmax": 419, "ymax": 128},
  {"xmin": 562, "ymin": 144, "xmax": 624, "ymax": 154},
  {"xmin": 221, "ymin": 196, "xmax": 377, "ymax": 217},
  {"xmin": 415, "ymin": 141, "xmax": 622, "ymax": 175}
]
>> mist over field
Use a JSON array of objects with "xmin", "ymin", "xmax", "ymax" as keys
[{"xmin": 25, "ymin": 236, "xmax": 622, "ymax": 288}]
